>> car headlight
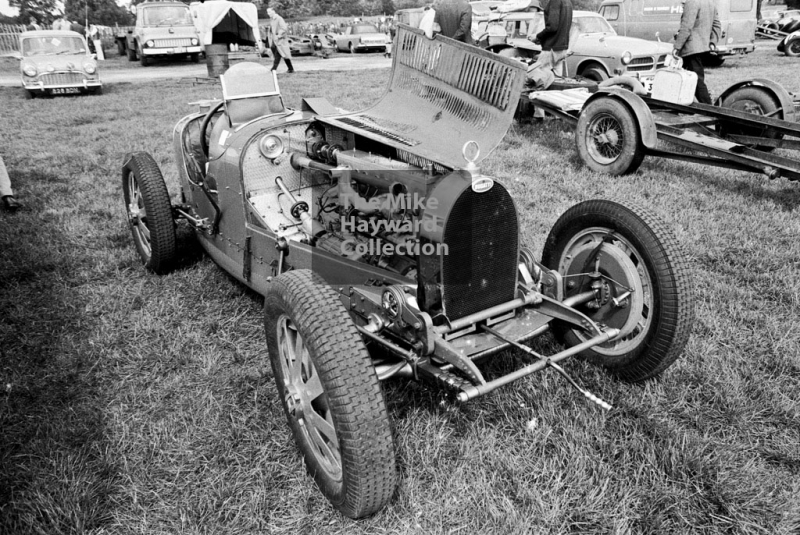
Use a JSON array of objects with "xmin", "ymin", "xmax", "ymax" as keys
[
  {"xmin": 22, "ymin": 62, "xmax": 37, "ymax": 77},
  {"xmin": 191, "ymin": 38, "xmax": 199, "ymax": 46},
  {"xmin": 145, "ymin": 40, "xmax": 155, "ymax": 48},
  {"xmin": 621, "ymin": 51, "xmax": 632, "ymax": 65},
  {"xmin": 83, "ymin": 61, "xmax": 97, "ymax": 74}
]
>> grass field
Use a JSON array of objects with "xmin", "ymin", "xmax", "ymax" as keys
[{"xmin": 1, "ymin": 46, "xmax": 799, "ymax": 534}]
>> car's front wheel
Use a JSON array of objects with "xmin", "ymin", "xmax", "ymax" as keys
[
  {"xmin": 542, "ymin": 199, "xmax": 694, "ymax": 382},
  {"xmin": 127, "ymin": 45, "xmax": 137, "ymax": 61},
  {"xmin": 122, "ymin": 152, "xmax": 176, "ymax": 274},
  {"xmin": 264, "ymin": 270, "xmax": 397, "ymax": 519}
]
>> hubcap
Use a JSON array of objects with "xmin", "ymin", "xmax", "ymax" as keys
[
  {"xmin": 276, "ymin": 315, "xmax": 341, "ymax": 479},
  {"xmin": 558, "ymin": 227, "xmax": 653, "ymax": 356},
  {"xmin": 587, "ymin": 113, "xmax": 624, "ymax": 164},
  {"xmin": 126, "ymin": 174, "xmax": 151, "ymax": 257}
]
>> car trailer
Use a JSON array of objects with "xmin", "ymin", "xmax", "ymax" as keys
[{"xmin": 521, "ymin": 79, "xmax": 800, "ymax": 180}]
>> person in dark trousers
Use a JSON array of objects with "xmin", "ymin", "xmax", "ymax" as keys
[
  {"xmin": 433, "ymin": 0, "xmax": 473, "ymax": 44},
  {"xmin": 674, "ymin": 0, "xmax": 721, "ymax": 104},
  {"xmin": 0, "ymin": 155, "xmax": 21, "ymax": 212},
  {"xmin": 525, "ymin": 0, "xmax": 573, "ymax": 88},
  {"xmin": 267, "ymin": 7, "xmax": 295, "ymax": 73}
]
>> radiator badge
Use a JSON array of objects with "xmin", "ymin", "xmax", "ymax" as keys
[{"xmin": 472, "ymin": 176, "xmax": 494, "ymax": 193}]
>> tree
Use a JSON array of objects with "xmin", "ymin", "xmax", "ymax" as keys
[
  {"xmin": 64, "ymin": 0, "xmax": 134, "ymax": 26},
  {"xmin": 9, "ymin": 0, "xmax": 59, "ymax": 25}
]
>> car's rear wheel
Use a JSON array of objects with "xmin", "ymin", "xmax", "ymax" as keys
[
  {"xmin": 122, "ymin": 152, "xmax": 176, "ymax": 274},
  {"xmin": 719, "ymin": 86, "xmax": 783, "ymax": 151},
  {"xmin": 541, "ymin": 199, "xmax": 694, "ymax": 382},
  {"xmin": 576, "ymin": 96, "xmax": 645, "ymax": 175},
  {"xmin": 581, "ymin": 65, "xmax": 609, "ymax": 82},
  {"xmin": 264, "ymin": 270, "xmax": 397, "ymax": 519}
]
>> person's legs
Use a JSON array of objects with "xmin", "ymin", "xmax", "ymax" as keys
[
  {"xmin": 283, "ymin": 57, "xmax": 295, "ymax": 73},
  {"xmin": 683, "ymin": 53, "xmax": 711, "ymax": 104},
  {"xmin": 0, "ymin": 156, "xmax": 13, "ymax": 198},
  {"xmin": 271, "ymin": 46, "xmax": 281, "ymax": 71},
  {"xmin": 0, "ymin": 155, "xmax": 21, "ymax": 211}
]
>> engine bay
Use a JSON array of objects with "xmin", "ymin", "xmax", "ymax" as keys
[{"xmin": 243, "ymin": 120, "xmax": 454, "ymax": 279}]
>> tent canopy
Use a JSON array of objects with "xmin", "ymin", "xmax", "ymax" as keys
[{"xmin": 190, "ymin": 1, "xmax": 262, "ymax": 47}]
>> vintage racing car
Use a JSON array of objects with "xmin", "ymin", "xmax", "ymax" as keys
[{"xmin": 122, "ymin": 26, "xmax": 694, "ymax": 518}]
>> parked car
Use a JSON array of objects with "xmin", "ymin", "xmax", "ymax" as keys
[
  {"xmin": 17, "ymin": 30, "xmax": 102, "ymax": 98},
  {"xmin": 334, "ymin": 23, "xmax": 389, "ymax": 53},
  {"xmin": 287, "ymin": 34, "xmax": 314, "ymax": 56},
  {"xmin": 598, "ymin": 0, "xmax": 756, "ymax": 66},
  {"xmin": 473, "ymin": 9, "xmax": 674, "ymax": 82},
  {"xmin": 121, "ymin": 28, "xmax": 692, "ymax": 518}
]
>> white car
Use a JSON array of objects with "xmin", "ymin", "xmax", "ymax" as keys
[
  {"xmin": 334, "ymin": 23, "xmax": 389, "ymax": 53},
  {"xmin": 18, "ymin": 30, "xmax": 102, "ymax": 98}
]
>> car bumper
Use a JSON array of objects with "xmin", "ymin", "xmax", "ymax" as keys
[
  {"xmin": 142, "ymin": 45, "xmax": 202, "ymax": 56},
  {"xmin": 23, "ymin": 77, "xmax": 102, "ymax": 94},
  {"xmin": 355, "ymin": 43, "xmax": 387, "ymax": 51},
  {"xmin": 713, "ymin": 44, "xmax": 755, "ymax": 56}
]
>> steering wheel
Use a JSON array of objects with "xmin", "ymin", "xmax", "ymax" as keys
[{"xmin": 200, "ymin": 100, "xmax": 226, "ymax": 158}]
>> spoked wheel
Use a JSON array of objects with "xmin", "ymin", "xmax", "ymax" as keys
[
  {"xmin": 719, "ymin": 86, "xmax": 783, "ymax": 151},
  {"xmin": 577, "ymin": 97, "xmax": 645, "ymax": 175},
  {"xmin": 264, "ymin": 270, "xmax": 396, "ymax": 519},
  {"xmin": 786, "ymin": 37, "xmax": 800, "ymax": 57},
  {"xmin": 122, "ymin": 152, "xmax": 176, "ymax": 274},
  {"xmin": 542, "ymin": 200, "xmax": 694, "ymax": 382}
]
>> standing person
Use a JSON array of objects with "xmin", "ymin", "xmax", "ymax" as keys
[
  {"xmin": 526, "ymin": 0, "xmax": 573, "ymax": 85},
  {"xmin": 267, "ymin": 8, "xmax": 295, "ymax": 74},
  {"xmin": 673, "ymin": 0, "xmax": 721, "ymax": 104},
  {"xmin": 0, "ymin": 155, "xmax": 21, "ymax": 212},
  {"xmin": 432, "ymin": 0, "xmax": 473, "ymax": 44},
  {"xmin": 27, "ymin": 17, "xmax": 41, "ymax": 30}
]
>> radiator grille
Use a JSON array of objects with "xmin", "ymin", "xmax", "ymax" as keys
[
  {"xmin": 154, "ymin": 38, "xmax": 193, "ymax": 48},
  {"xmin": 40, "ymin": 72, "xmax": 84, "ymax": 85},
  {"xmin": 440, "ymin": 183, "xmax": 518, "ymax": 320},
  {"xmin": 627, "ymin": 56, "xmax": 654, "ymax": 72}
]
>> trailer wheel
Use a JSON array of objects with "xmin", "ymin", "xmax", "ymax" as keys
[
  {"xmin": 786, "ymin": 37, "xmax": 800, "ymax": 57},
  {"xmin": 264, "ymin": 270, "xmax": 397, "ymax": 519},
  {"xmin": 541, "ymin": 200, "xmax": 694, "ymax": 382},
  {"xmin": 719, "ymin": 86, "xmax": 783, "ymax": 151},
  {"xmin": 122, "ymin": 152, "xmax": 177, "ymax": 274},
  {"xmin": 577, "ymin": 97, "xmax": 645, "ymax": 175}
]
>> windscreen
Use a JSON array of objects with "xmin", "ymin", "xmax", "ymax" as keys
[
  {"xmin": 352, "ymin": 24, "xmax": 380, "ymax": 34},
  {"xmin": 143, "ymin": 6, "xmax": 193, "ymax": 26},
  {"xmin": 573, "ymin": 15, "xmax": 615, "ymax": 34},
  {"xmin": 21, "ymin": 36, "xmax": 86, "ymax": 56}
]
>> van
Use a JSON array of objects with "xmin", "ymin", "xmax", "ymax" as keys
[{"xmin": 598, "ymin": 0, "xmax": 756, "ymax": 65}]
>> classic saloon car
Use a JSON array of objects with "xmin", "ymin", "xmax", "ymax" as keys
[
  {"xmin": 334, "ymin": 22, "xmax": 389, "ymax": 53},
  {"xmin": 122, "ymin": 26, "xmax": 693, "ymax": 518},
  {"xmin": 18, "ymin": 30, "xmax": 101, "ymax": 98},
  {"xmin": 474, "ymin": 8, "xmax": 674, "ymax": 82}
]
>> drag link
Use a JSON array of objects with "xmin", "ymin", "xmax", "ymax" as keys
[{"xmin": 478, "ymin": 325, "xmax": 614, "ymax": 411}]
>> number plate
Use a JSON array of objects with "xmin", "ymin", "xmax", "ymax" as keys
[
  {"xmin": 50, "ymin": 87, "xmax": 81, "ymax": 95},
  {"xmin": 175, "ymin": 46, "xmax": 186, "ymax": 53}
]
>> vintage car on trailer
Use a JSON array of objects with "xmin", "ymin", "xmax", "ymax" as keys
[
  {"xmin": 17, "ymin": 30, "xmax": 101, "ymax": 98},
  {"xmin": 122, "ymin": 25, "xmax": 693, "ymax": 518}
]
